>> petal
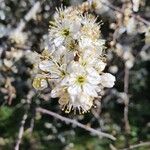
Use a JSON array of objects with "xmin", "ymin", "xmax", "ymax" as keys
[
  {"xmin": 51, "ymin": 86, "xmax": 61, "ymax": 98},
  {"xmin": 95, "ymin": 60, "xmax": 106, "ymax": 72},
  {"xmin": 87, "ymin": 75, "xmax": 101, "ymax": 85},
  {"xmin": 83, "ymin": 83, "xmax": 98, "ymax": 97},
  {"xmin": 71, "ymin": 22, "xmax": 81, "ymax": 33},
  {"xmin": 100, "ymin": 73, "xmax": 116, "ymax": 88},
  {"xmin": 61, "ymin": 76, "xmax": 70, "ymax": 86},
  {"xmin": 61, "ymin": 75, "xmax": 76, "ymax": 86},
  {"xmin": 68, "ymin": 85, "xmax": 81, "ymax": 95},
  {"xmin": 86, "ymin": 67, "xmax": 100, "ymax": 77},
  {"xmin": 39, "ymin": 60, "xmax": 53, "ymax": 72},
  {"xmin": 54, "ymin": 36, "xmax": 64, "ymax": 47}
]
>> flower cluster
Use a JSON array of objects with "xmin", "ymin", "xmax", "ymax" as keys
[{"xmin": 33, "ymin": 6, "xmax": 116, "ymax": 113}]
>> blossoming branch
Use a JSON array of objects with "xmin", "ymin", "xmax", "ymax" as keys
[{"xmin": 32, "ymin": 6, "xmax": 116, "ymax": 114}]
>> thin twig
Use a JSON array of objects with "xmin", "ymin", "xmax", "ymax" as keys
[
  {"xmin": 120, "ymin": 141, "xmax": 150, "ymax": 150},
  {"xmin": 99, "ymin": 1, "xmax": 150, "ymax": 26},
  {"xmin": 124, "ymin": 65, "xmax": 130, "ymax": 147},
  {"xmin": 14, "ymin": 91, "xmax": 39, "ymax": 150},
  {"xmin": 10, "ymin": 1, "xmax": 41, "ymax": 35},
  {"xmin": 14, "ymin": 112, "xmax": 28, "ymax": 150},
  {"xmin": 36, "ymin": 107, "xmax": 116, "ymax": 141},
  {"xmin": 124, "ymin": 66, "xmax": 130, "ymax": 132}
]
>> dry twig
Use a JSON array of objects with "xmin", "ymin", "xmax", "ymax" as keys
[
  {"xmin": 36, "ymin": 107, "xmax": 116, "ymax": 141},
  {"xmin": 123, "ymin": 65, "xmax": 131, "ymax": 147},
  {"xmin": 99, "ymin": 1, "xmax": 150, "ymax": 26},
  {"xmin": 10, "ymin": 1, "xmax": 41, "ymax": 35},
  {"xmin": 87, "ymin": 0, "xmax": 150, "ymax": 26},
  {"xmin": 14, "ymin": 112, "xmax": 28, "ymax": 150},
  {"xmin": 120, "ymin": 141, "xmax": 150, "ymax": 150}
]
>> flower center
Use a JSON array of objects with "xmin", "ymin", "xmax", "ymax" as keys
[
  {"xmin": 62, "ymin": 28, "xmax": 70, "ymax": 36},
  {"xmin": 76, "ymin": 76, "xmax": 86, "ymax": 85}
]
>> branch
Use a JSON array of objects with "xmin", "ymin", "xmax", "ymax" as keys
[
  {"xmin": 120, "ymin": 141, "xmax": 150, "ymax": 150},
  {"xmin": 99, "ymin": 1, "xmax": 150, "ymax": 26},
  {"xmin": 14, "ymin": 92, "xmax": 39, "ymax": 150},
  {"xmin": 10, "ymin": 1, "xmax": 41, "ymax": 35},
  {"xmin": 123, "ymin": 65, "xmax": 131, "ymax": 147},
  {"xmin": 36, "ymin": 107, "xmax": 116, "ymax": 141},
  {"xmin": 14, "ymin": 112, "xmax": 28, "ymax": 150},
  {"xmin": 124, "ymin": 65, "xmax": 130, "ymax": 132}
]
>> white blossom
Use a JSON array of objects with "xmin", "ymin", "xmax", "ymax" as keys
[
  {"xmin": 33, "ymin": 6, "xmax": 116, "ymax": 113},
  {"xmin": 62, "ymin": 62, "xmax": 101, "ymax": 97}
]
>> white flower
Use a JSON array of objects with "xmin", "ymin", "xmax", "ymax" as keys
[
  {"xmin": 39, "ymin": 60, "xmax": 60, "ymax": 78},
  {"xmin": 39, "ymin": 57, "xmax": 68, "ymax": 80},
  {"xmin": 100, "ymin": 73, "xmax": 116, "ymax": 88},
  {"xmin": 51, "ymin": 85, "xmax": 94, "ymax": 113},
  {"xmin": 79, "ymin": 37, "xmax": 93, "ymax": 49},
  {"xmin": 54, "ymin": 6, "xmax": 81, "ymax": 22},
  {"xmin": 49, "ymin": 19, "xmax": 81, "ymax": 47},
  {"xmin": 52, "ymin": 45, "xmax": 75, "ymax": 64},
  {"xmin": 80, "ymin": 14, "xmax": 101, "ymax": 40},
  {"xmin": 62, "ymin": 62, "xmax": 101, "ymax": 97},
  {"xmin": 33, "ymin": 6, "xmax": 116, "ymax": 113},
  {"xmin": 78, "ymin": 49, "xmax": 106, "ymax": 73},
  {"xmin": 78, "ymin": 37, "xmax": 105, "ymax": 57}
]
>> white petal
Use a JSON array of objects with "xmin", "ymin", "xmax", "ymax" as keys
[
  {"xmin": 71, "ymin": 22, "xmax": 81, "ymax": 39},
  {"xmin": 51, "ymin": 86, "xmax": 61, "ymax": 98},
  {"xmin": 86, "ymin": 67, "xmax": 100, "ymax": 77},
  {"xmin": 79, "ymin": 94, "xmax": 93, "ymax": 110},
  {"xmin": 100, "ymin": 73, "xmax": 116, "ymax": 88},
  {"xmin": 68, "ymin": 85, "xmax": 82, "ymax": 95},
  {"xmin": 67, "ymin": 61, "xmax": 85, "ymax": 74},
  {"xmin": 70, "ymin": 94, "xmax": 77, "ymax": 104},
  {"xmin": 39, "ymin": 60, "xmax": 53, "ymax": 72},
  {"xmin": 86, "ymin": 67, "xmax": 101, "ymax": 83},
  {"xmin": 54, "ymin": 36, "xmax": 64, "ymax": 47},
  {"xmin": 71, "ymin": 22, "xmax": 81, "ymax": 33},
  {"xmin": 95, "ymin": 61, "xmax": 106, "ymax": 72},
  {"xmin": 83, "ymin": 83, "xmax": 98, "ymax": 97},
  {"xmin": 61, "ymin": 76, "xmax": 75, "ymax": 86},
  {"xmin": 87, "ymin": 75, "xmax": 101, "ymax": 85}
]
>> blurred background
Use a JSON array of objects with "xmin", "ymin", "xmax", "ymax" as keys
[{"xmin": 0, "ymin": 0, "xmax": 150, "ymax": 149}]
